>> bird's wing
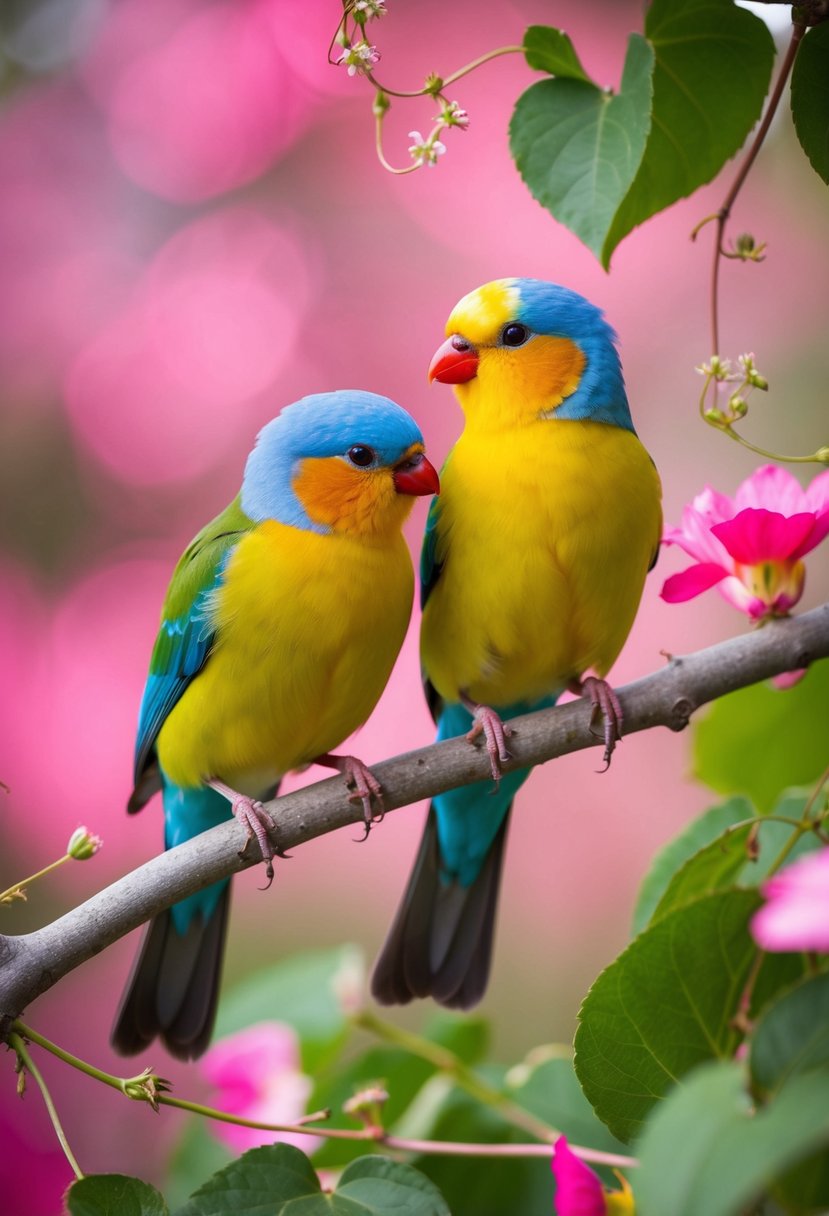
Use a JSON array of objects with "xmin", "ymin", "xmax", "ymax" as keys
[
  {"xmin": 131, "ymin": 496, "xmax": 253, "ymax": 800},
  {"xmin": 419, "ymin": 487, "xmax": 448, "ymax": 723}
]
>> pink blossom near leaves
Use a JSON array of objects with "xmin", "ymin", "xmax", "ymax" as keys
[
  {"xmin": 201, "ymin": 1021, "xmax": 315, "ymax": 1154},
  {"xmin": 661, "ymin": 465, "xmax": 829, "ymax": 620},
  {"xmin": 751, "ymin": 849, "xmax": 829, "ymax": 953},
  {"xmin": 551, "ymin": 1137, "xmax": 635, "ymax": 1215}
]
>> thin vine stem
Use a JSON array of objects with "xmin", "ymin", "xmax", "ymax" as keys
[
  {"xmin": 9, "ymin": 1032, "xmax": 84, "ymax": 1180},
  {"xmin": 702, "ymin": 19, "xmax": 806, "ymax": 358},
  {"xmin": 0, "ymin": 855, "xmax": 71, "ymax": 905}
]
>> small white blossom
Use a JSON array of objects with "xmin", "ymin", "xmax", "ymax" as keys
[
  {"xmin": 353, "ymin": 0, "xmax": 387, "ymax": 18},
  {"xmin": 337, "ymin": 39, "xmax": 380, "ymax": 76},
  {"xmin": 437, "ymin": 100, "xmax": 469, "ymax": 130},
  {"xmin": 408, "ymin": 130, "xmax": 447, "ymax": 168}
]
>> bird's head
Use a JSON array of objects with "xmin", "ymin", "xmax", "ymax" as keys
[
  {"xmin": 428, "ymin": 278, "xmax": 634, "ymax": 433},
  {"xmin": 241, "ymin": 390, "xmax": 439, "ymax": 539}
]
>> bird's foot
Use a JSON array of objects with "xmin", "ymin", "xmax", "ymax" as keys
[
  {"xmin": 208, "ymin": 779, "xmax": 277, "ymax": 888},
  {"xmin": 461, "ymin": 696, "xmax": 513, "ymax": 787},
  {"xmin": 568, "ymin": 676, "xmax": 623, "ymax": 771},
  {"xmin": 316, "ymin": 753, "xmax": 384, "ymax": 840}
]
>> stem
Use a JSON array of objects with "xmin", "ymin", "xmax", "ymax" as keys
[
  {"xmin": 705, "ymin": 20, "xmax": 806, "ymax": 358},
  {"xmin": 374, "ymin": 112, "xmax": 420, "ymax": 175},
  {"xmin": 10, "ymin": 1032, "xmax": 84, "ymax": 1180},
  {"xmin": 0, "ymin": 855, "xmax": 71, "ymax": 905},
  {"xmin": 354, "ymin": 1009, "xmax": 559, "ymax": 1145},
  {"xmin": 11, "ymin": 1020, "xmax": 633, "ymax": 1165},
  {"xmin": 364, "ymin": 45, "xmax": 523, "ymax": 98},
  {"xmin": 801, "ymin": 761, "xmax": 829, "ymax": 821},
  {"xmin": 718, "ymin": 425, "xmax": 824, "ymax": 464}
]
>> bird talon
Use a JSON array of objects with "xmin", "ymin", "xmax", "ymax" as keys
[
  {"xmin": 571, "ymin": 677, "xmax": 623, "ymax": 770},
  {"xmin": 463, "ymin": 699, "xmax": 512, "ymax": 784}
]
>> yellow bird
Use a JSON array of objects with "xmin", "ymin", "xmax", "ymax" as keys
[{"xmin": 372, "ymin": 278, "xmax": 662, "ymax": 1008}]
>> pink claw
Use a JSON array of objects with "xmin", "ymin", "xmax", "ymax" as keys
[
  {"xmin": 569, "ymin": 676, "xmax": 623, "ymax": 771},
  {"xmin": 461, "ymin": 696, "xmax": 513, "ymax": 786},
  {"xmin": 315, "ymin": 753, "xmax": 384, "ymax": 839},
  {"xmin": 208, "ymin": 780, "xmax": 277, "ymax": 886}
]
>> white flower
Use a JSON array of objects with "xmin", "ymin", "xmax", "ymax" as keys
[
  {"xmin": 337, "ymin": 39, "xmax": 380, "ymax": 76},
  {"xmin": 437, "ymin": 100, "xmax": 469, "ymax": 130},
  {"xmin": 353, "ymin": 0, "xmax": 387, "ymax": 18},
  {"xmin": 408, "ymin": 130, "xmax": 447, "ymax": 168}
]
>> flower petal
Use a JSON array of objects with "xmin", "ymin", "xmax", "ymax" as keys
[
  {"xmin": 551, "ymin": 1137, "xmax": 607, "ymax": 1216},
  {"xmin": 734, "ymin": 464, "xmax": 806, "ymax": 514},
  {"xmin": 711, "ymin": 509, "xmax": 816, "ymax": 564},
  {"xmin": 751, "ymin": 850, "xmax": 829, "ymax": 953},
  {"xmin": 660, "ymin": 562, "xmax": 728, "ymax": 602}
]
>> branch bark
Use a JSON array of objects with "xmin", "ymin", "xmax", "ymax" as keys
[{"xmin": 2, "ymin": 603, "xmax": 828, "ymax": 1037}]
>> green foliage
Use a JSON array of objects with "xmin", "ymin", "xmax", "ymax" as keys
[
  {"xmin": 521, "ymin": 26, "xmax": 590, "ymax": 82},
  {"xmin": 693, "ymin": 660, "xmax": 829, "ymax": 812},
  {"xmin": 632, "ymin": 797, "xmax": 754, "ymax": 933},
  {"xmin": 511, "ymin": 0, "xmax": 775, "ymax": 265},
  {"xmin": 634, "ymin": 1060, "xmax": 829, "ymax": 1216},
  {"xmin": 751, "ymin": 972, "xmax": 829, "ymax": 1098},
  {"xmin": 791, "ymin": 22, "xmax": 829, "ymax": 185},
  {"xmin": 576, "ymin": 888, "xmax": 768, "ymax": 1142},
  {"xmin": 173, "ymin": 1144, "xmax": 449, "ymax": 1216},
  {"xmin": 65, "ymin": 1175, "xmax": 169, "ymax": 1216}
]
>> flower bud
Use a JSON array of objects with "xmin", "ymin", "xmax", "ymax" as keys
[
  {"xmin": 729, "ymin": 395, "xmax": 748, "ymax": 418},
  {"xmin": 816, "ymin": 446, "xmax": 829, "ymax": 465},
  {"xmin": 67, "ymin": 827, "xmax": 103, "ymax": 860},
  {"xmin": 372, "ymin": 89, "xmax": 390, "ymax": 118}
]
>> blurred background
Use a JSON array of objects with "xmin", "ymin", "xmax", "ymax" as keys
[{"xmin": 1, "ymin": 0, "xmax": 827, "ymax": 1208}]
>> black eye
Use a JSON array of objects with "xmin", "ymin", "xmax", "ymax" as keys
[
  {"xmin": 347, "ymin": 445, "xmax": 375, "ymax": 467},
  {"xmin": 502, "ymin": 323, "xmax": 529, "ymax": 347}
]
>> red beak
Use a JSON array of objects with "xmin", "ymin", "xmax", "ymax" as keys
[
  {"xmin": 428, "ymin": 335, "xmax": 479, "ymax": 384},
  {"xmin": 393, "ymin": 452, "xmax": 440, "ymax": 497}
]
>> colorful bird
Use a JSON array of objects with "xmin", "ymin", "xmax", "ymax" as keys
[
  {"xmin": 112, "ymin": 390, "xmax": 438, "ymax": 1059},
  {"xmin": 371, "ymin": 278, "xmax": 662, "ymax": 1008}
]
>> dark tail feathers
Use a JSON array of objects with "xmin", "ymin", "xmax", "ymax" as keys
[
  {"xmin": 370, "ymin": 806, "xmax": 509, "ymax": 1009},
  {"xmin": 111, "ymin": 884, "xmax": 230, "ymax": 1061}
]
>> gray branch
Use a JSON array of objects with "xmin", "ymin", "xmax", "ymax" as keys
[{"xmin": 2, "ymin": 603, "xmax": 828, "ymax": 1037}]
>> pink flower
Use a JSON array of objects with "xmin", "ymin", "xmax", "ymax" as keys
[
  {"xmin": 661, "ymin": 465, "xmax": 829, "ymax": 621},
  {"xmin": 551, "ymin": 1137, "xmax": 634, "ymax": 1215},
  {"xmin": 201, "ymin": 1021, "xmax": 314, "ymax": 1154},
  {"xmin": 751, "ymin": 850, "xmax": 829, "ymax": 952}
]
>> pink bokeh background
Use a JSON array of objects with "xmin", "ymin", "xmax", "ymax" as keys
[{"xmin": 1, "ymin": 0, "xmax": 827, "ymax": 1209}]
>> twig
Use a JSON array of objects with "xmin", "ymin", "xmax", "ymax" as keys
[{"xmin": 1, "ymin": 604, "xmax": 828, "ymax": 1031}]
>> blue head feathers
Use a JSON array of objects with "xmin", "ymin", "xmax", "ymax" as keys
[
  {"xmin": 511, "ymin": 279, "xmax": 635, "ymax": 432},
  {"xmin": 241, "ymin": 389, "xmax": 425, "ymax": 530}
]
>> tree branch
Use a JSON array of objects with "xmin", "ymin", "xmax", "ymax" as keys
[{"xmin": 2, "ymin": 603, "xmax": 828, "ymax": 1036}]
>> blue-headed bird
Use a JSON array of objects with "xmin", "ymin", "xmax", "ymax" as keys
[
  {"xmin": 371, "ymin": 279, "xmax": 662, "ymax": 1008},
  {"xmin": 112, "ymin": 389, "xmax": 439, "ymax": 1059}
]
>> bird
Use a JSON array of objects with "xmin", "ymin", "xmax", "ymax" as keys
[
  {"xmin": 112, "ymin": 389, "xmax": 439, "ymax": 1059},
  {"xmin": 371, "ymin": 277, "xmax": 662, "ymax": 1009}
]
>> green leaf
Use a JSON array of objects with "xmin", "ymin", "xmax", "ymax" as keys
[
  {"xmin": 510, "ymin": 33, "xmax": 654, "ymax": 260},
  {"xmin": 164, "ymin": 1118, "xmax": 233, "ymax": 1213},
  {"xmin": 751, "ymin": 971, "xmax": 829, "ymax": 1097},
  {"xmin": 175, "ymin": 1144, "xmax": 450, "ymax": 1216},
  {"xmin": 336, "ymin": 1157, "xmax": 451, "ymax": 1216},
  {"xmin": 214, "ymin": 945, "xmax": 361, "ymax": 1072},
  {"xmin": 632, "ymin": 798, "xmax": 754, "ymax": 934},
  {"xmin": 66, "ymin": 1175, "xmax": 168, "ymax": 1216},
  {"xmin": 602, "ymin": 0, "xmax": 775, "ymax": 264},
  {"xmin": 791, "ymin": 22, "xmax": 829, "ymax": 185},
  {"xmin": 575, "ymin": 889, "xmax": 762, "ymax": 1142},
  {"xmin": 693, "ymin": 659, "xmax": 829, "ymax": 812},
  {"xmin": 522, "ymin": 25, "xmax": 592, "ymax": 83},
  {"xmin": 751, "ymin": 972, "xmax": 829, "ymax": 1213},
  {"xmin": 635, "ymin": 1060, "xmax": 829, "ymax": 1216}
]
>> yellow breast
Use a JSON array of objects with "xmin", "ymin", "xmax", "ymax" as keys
[
  {"xmin": 157, "ymin": 521, "xmax": 414, "ymax": 791},
  {"xmin": 421, "ymin": 419, "xmax": 662, "ymax": 706}
]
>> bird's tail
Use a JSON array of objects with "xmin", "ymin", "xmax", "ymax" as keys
[
  {"xmin": 370, "ymin": 801, "xmax": 511, "ymax": 1009},
  {"xmin": 111, "ymin": 882, "xmax": 230, "ymax": 1060}
]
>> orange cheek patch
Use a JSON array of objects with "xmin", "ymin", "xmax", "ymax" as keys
[{"xmin": 293, "ymin": 457, "xmax": 398, "ymax": 535}]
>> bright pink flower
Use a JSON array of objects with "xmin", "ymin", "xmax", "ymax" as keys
[
  {"xmin": 751, "ymin": 850, "xmax": 829, "ymax": 952},
  {"xmin": 551, "ymin": 1137, "xmax": 634, "ymax": 1215},
  {"xmin": 201, "ymin": 1021, "xmax": 314, "ymax": 1154},
  {"xmin": 661, "ymin": 465, "xmax": 829, "ymax": 621}
]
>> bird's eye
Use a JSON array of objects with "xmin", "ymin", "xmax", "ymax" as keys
[
  {"xmin": 347, "ymin": 445, "xmax": 375, "ymax": 467},
  {"xmin": 502, "ymin": 323, "xmax": 530, "ymax": 347}
]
